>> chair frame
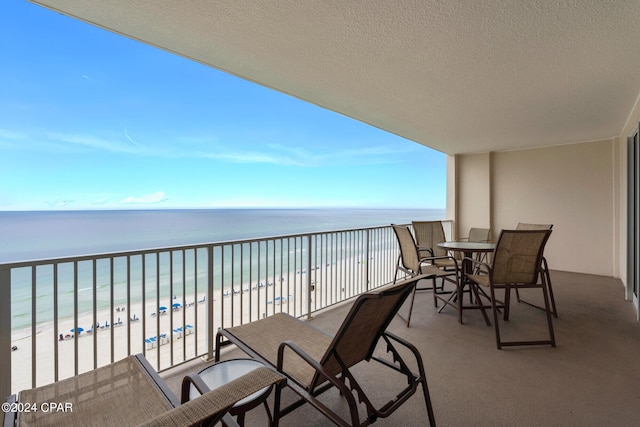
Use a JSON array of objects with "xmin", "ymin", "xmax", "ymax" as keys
[
  {"xmin": 514, "ymin": 223, "xmax": 557, "ymax": 317},
  {"xmin": 392, "ymin": 224, "xmax": 462, "ymax": 325},
  {"xmin": 215, "ymin": 275, "xmax": 436, "ymax": 427},
  {"xmin": 466, "ymin": 230, "xmax": 556, "ymax": 350}
]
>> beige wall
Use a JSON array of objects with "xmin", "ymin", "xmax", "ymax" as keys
[
  {"xmin": 456, "ymin": 153, "xmax": 491, "ymax": 239},
  {"xmin": 451, "ymin": 139, "xmax": 617, "ymax": 276}
]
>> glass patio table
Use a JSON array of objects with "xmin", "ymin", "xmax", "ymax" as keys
[{"xmin": 437, "ymin": 241, "xmax": 495, "ymax": 325}]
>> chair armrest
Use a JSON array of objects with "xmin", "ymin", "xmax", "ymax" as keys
[
  {"xmin": 138, "ymin": 367, "xmax": 285, "ymax": 427},
  {"xmin": 277, "ymin": 340, "xmax": 354, "ymax": 397},
  {"xmin": 416, "ymin": 246, "xmax": 435, "ymax": 256},
  {"xmin": 180, "ymin": 373, "xmax": 212, "ymax": 403}
]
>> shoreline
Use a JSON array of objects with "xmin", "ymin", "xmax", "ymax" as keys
[
  {"xmin": 9, "ymin": 244, "xmax": 389, "ymax": 394},
  {"xmin": 10, "ymin": 272, "xmax": 317, "ymax": 393}
]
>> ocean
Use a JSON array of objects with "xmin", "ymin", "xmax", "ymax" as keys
[
  {"xmin": 2, "ymin": 208, "xmax": 445, "ymax": 330},
  {"xmin": 0, "ymin": 208, "xmax": 445, "ymax": 263}
]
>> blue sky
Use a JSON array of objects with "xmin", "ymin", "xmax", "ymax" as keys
[{"xmin": 0, "ymin": 1, "xmax": 446, "ymax": 211}]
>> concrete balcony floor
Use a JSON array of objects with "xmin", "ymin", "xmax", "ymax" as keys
[{"xmin": 162, "ymin": 271, "xmax": 640, "ymax": 426}]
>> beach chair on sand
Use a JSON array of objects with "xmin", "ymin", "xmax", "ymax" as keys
[
  {"xmin": 215, "ymin": 275, "xmax": 436, "ymax": 427},
  {"xmin": 3, "ymin": 353, "xmax": 284, "ymax": 427}
]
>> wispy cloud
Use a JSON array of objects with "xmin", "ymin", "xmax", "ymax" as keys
[
  {"xmin": 6, "ymin": 126, "xmax": 418, "ymax": 167},
  {"xmin": 123, "ymin": 127, "xmax": 143, "ymax": 147},
  {"xmin": 119, "ymin": 191, "xmax": 168, "ymax": 205},
  {"xmin": 47, "ymin": 132, "xmax": 142, "ymax": 154},
  {"xmin": 200, "ymin": 150, "xmax": 304, "ymax": 166}
]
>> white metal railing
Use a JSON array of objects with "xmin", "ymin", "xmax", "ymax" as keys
[{"xmin": 0, "ymin": 220, "xmax": 452, "ymax": 398}]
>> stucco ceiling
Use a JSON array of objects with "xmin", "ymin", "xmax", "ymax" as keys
[{"xmin": 30, "ymin": 0, "xmax": 640, "ymax": 155}]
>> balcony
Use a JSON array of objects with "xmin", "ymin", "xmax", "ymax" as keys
[
  {"xmin": 3, "ymin": 221, "xmax": 639, "ymax": 425},
  {"xmin": 162, "ymin": 269, "xmax": 639, "ymax": 426}
]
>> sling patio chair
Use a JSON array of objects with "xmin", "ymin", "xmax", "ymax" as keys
[
  {"xmin": 215, "ymin": 275, "xmax": 437, "ymax": 427},
  {"xmin": 411, "ymin": 221, "xmax": 456, "ymax": 270},
  {"xmin": 457, "ymin": 227, "xmax": 491, "ymax": 272},
  {"xmin": 393, "ymin": 224, "xmax": 462, "ymax": 325},
  {"xmin": 466, "ymin": 229, "xmax": 556, "ymax": 350},
  {"xmin": 514, "ymin": 223, "xmax": 557, "ymax": 317},
  {"xmin": 3, "ymin": 353, "xmax": 284, "ymax": 427}
]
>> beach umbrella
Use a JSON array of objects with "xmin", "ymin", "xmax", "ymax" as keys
[
  {"xmin": 70, "ymin": 327, "xmax": 84, "ymax": 333},
  {"xmin": 172, "ymin": 303, "xmax": 181, "ymax": 309},
  {"xmin": 159, "ymin": 306, "xmax": 167, "ymax": 311}
]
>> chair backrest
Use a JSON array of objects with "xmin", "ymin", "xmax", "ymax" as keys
[
  {"xmin": 492, "ymin": 229, "xmax": 552, "ymax": 284},
  {"xmin": 412, "ymin": 221, "xmax": 447, "ymax": 257},
  {"xmin": 516, "ymin": 222, "xmax": 553, "ymax": 231},
  {"xmin": 392, "ymin": 224, "xmax": 420, "ymax": 273},
  {"xmin": 468, "ymin": 227, "xmax": 490, "ymax": 242},
  {"xmin": 314, "ymin": 275, "xmax": 420, "ymax": 389}
]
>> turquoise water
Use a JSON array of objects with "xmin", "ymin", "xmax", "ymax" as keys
[{"xmin": 2, "ymin": 208, "xmax": 445, "ymax": 329}]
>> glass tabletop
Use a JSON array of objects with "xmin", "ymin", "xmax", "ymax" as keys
[{"xmin": 436, "ymin": 241, "xmax": 495, "ymax": 252}]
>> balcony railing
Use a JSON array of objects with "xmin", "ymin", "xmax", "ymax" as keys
[{"xmin": 0, "ymin": 221, "xmax": 451, "ymax": 398}]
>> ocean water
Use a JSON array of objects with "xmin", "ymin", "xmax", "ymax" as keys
[
  {"xmin": 2, "ymin": 208, "xmax": 445, "ymax": 330},
  {"xmin": 0, "ymin": 208, "xmax": 445, "ymax": 263}
]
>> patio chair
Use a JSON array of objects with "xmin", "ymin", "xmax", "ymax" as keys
[
  {"xmin": 457, "ymin": 227, "xmax": 491, "ymax": 272},
  {"xmin": 411, "ymin": 221, "xmax": 455, "ymax": 270},
  {"xmin": 392, "ymin": 224, "xmax": 462, "ymax": 325},
  {"xmin": 466, "ymin": 229, "xmax": 556, "ymax": 349},
  {"xmin": 3, "ymin": 353, "xmax": 284, "ymax": 427},
  {"xmin": 215, "ymin": 275, "xmax": 437, "ymax": 427},
  {"xmin": 515, "ymin": 223, "xmax": 557, "ymax": 317}
]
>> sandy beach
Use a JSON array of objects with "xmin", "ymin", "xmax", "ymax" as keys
[{"xmin": 9, "ymin": 265, "xmax": 363, "ymax": 393}]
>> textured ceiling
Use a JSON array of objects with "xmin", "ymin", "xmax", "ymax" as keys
[{"xmin": 30, "ymin": 0, "xmax": 640, "ymax": 154}]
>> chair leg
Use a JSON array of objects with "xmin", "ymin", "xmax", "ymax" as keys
[
  {"xmin": 541, "ymin": 278, "xmax": 556, "ymax": 347},
  {"xmin": 545, "ymin": 268, "xmax": 558, "ymax": 318},
  {"xmin": 406, "ymin": 286, "xmax": 417, "ymax": 327},
  {"xmin": 469, "ymin": 283, "xmax": 491, "ymax": 326},
  {"xmin": 432, "ymin": 277, "xmax": 439, "ymax": 308},
  {"xmin": 489, "ymin": 286, "xmax": 503, "ymax": 350},
  {"xmin": 417, "ymin": 355, "xmax": 437, "ymax": 427},
  {"xmin": 503, "ymin": 288, "xmax": 511, "ymax": 321},
  {"xmin": 271, "ymin": 378, "xmax": 284, "ymax": 427},
  {"xmin": 393, "ymin": 255, "xmax": 401, "ymax": 284}
]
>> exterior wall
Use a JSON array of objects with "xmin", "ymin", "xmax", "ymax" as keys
[
  {"xmin": 456, "ymin": 153, "xmax": 491, "ymax": 240},
  {"xmin": 452, "ymin": 139, "xmax": 617, "ymax": 276}
]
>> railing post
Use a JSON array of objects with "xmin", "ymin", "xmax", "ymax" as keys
[
  {"xmin": 204, "ymin": 245, "xmax": 215, "ymax": 362},
  {"xmin": 306, "ymin": 235, "xmax": 313, "ymax": 320},
  {"xmin": 1, "ymin": 266, "xmax": 12, "ymax": 399},
  {"xmin": 365, "ymin": 229, "xmax": 371, "ymax": 291}
]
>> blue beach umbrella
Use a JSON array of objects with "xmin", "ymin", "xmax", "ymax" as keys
[
  {"xmin": 159, "ymin": 306, "xmax": 167, "ymax": 311},
  {"xmin": 70, "ymin": 327, "xmax": 84, "ymax": 333},
  {"xmin": 172, "ymin": 303, "xmax": 181, "ymax": 309}
]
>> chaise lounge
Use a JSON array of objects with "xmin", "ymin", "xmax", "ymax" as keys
[{"xmin": 215, "ymin": 275, "xmax": 436, "ymax": 427}]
